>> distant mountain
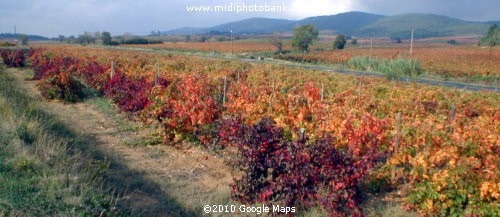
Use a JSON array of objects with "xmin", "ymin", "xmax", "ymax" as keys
[
  {"xmin": 164, "ymin": 12, "xmax": 383, "ymax": 35},
  {"xmin": 161, "ymin": 27, "xmax": 207, "ymax": 36},
  {"xmin": 356, "ymin": 13, "xmax": 490, "ymax": 38},
  {"xmin": 163, "ymin": 11, "xmax": 495, "ymax": 38},
  {"xmin": 206, "ymin": 18, "xmax": 296, "ymax": 34},
  {"xmin": 163, "ymin": 18, "xmax": 295, "ymax": 35},
  {"xmin": 0, "ymin": 33, "xmax": 50, "ymax": 41},
  {"xmin": 484, "ymin": 21, "xmax": 500, "ymax": 26},
  {"xmin": 296, "ymin": 11, "xmax": 384, "ymax": 33}
]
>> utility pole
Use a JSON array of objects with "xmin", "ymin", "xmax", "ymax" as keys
[
  {"xmin": 230, "ymin": 29, "xmax": 233, "ymax": 58},
  {"xmin": 14, "ymin": 25, "xmax": 18, "ymax": 46},
  {"xmin": 410, "ymin": 29, "xmax": 414, "ymax": 57},
  {"xmin": 454, "ymin": 45, "xmax": 457, "ymax": 61},
  {"xmin": 369, "ymin": 36, "xmax": 373, "ymax": 60}
]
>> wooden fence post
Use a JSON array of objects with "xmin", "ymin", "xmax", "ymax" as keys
[
  {"xmin": 449, "ymin": 105, "xmax": 456, "ymax": 133},
  {"xmin": 110, "ymin": 61, "xmax": 115, "ymax": 78},
  {"xmin": 299, "ymin": 128, "xmax": 306, "ymax": 142},
  {"xmin": 410, "ymin": 29, "xmax": 414, "ymax": 57},
  {"xmin": 237, "ymin": 67, "xmax": 241, "ymax": 82},
  {"xmin": 369, "ymin": 37, "xmax": 373, "ymax": 60},
  {"xmin": 222, "ymin": 76, "xmax": 227, "ymax": 105},
  {"xmin": 272, "ymin": 79, "xmax": 275, "ymax": 94},
  {"xmin": 395, "ymin": 112, "xmax": 402, "ymax": 153},
  {"xmin": 392, "ymin": 112, "xmax": 402, "ymax": 182},
  {"xmin": 321, "ymin": 83, "xmax": 324, "ymax": 101},
  {"xmin": 154, "ymin": 62, "xmax": 159, "ymax": 87}
]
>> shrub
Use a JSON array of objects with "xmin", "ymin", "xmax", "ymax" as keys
[
  {"xmin": 0, "ymin": 49, "xmax": 26, "ymax": 67},
  {"xmin": 0, "ymin": 41, "xmax": 16, "ymax": 47},
  {"xmin": 38, "ymin": 70, "xmax": 87, "ymax": 103},
  {"xmin": 158, "ymin": 75, "xmax": 219, "ymax": 138},
  {"xmin": 74, "ymin": 59, "xmax": 109, "ymax": 91},
  {"xmin": 29, "ymin": 51, "xmax": 75, "ymax": 80},
  {"xmin": 383, "ymin": 58, "xmax": 424, "ymax": 77},
  {"xmin": 102, "ymin": 72, "xmax": 153, "ymax": 112},
  {"xmin": 351, "ymin": 38, "xmax": 358, "ymax": 45},
  {"xmin": 221, "ymin": 117, "xmax": 388, "ymax": 216},
  {"xmin": 348, "ymin": 56, "xmax": 424, "ymax": 78},
  {"xmin": 333, "ymin": 34, "xmax": 347, "ymax": 50},
  {"xmin": 29, "ymin": 48, "xmax": 52, "ymax": 79},
  {"xmin": 121, "ymin": 37, "xmax": 162, "ymax": 45}
]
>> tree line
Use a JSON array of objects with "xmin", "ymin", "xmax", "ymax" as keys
[
  {"xmin": 270, "ymin": 24, "xmax": 498, "ymax": 54},
  {"xmin": 56, "ymin": 31, "xmax": 161, "ymax": 45},
  {"xmin": 270, "ymin": 25, "xmax": 351, "ymax": 53}
]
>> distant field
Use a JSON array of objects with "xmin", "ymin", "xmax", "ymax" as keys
[
  {"xmin": 278, "ymin": 46, "xmax": 500, "ymax": 77},
  {"xmin": 125, "ymin": 40, "xmax": 289, "ymax": 53},
  {"xmin": 124, "ymin": 37, "xmax": 499, "ymax": 85}
]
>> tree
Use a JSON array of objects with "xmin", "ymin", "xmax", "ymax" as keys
[
  {"xmin": 333, "ymin": 34, "xmax": 346, "ymax": 50},
  {"xmin": 58, "ymin": 35, "xmax": 66, "ymax": 43},
  {"xmin": 77, "ymin": 34, "xmax": 93, "ymax": 45},
  {"xmin": 18, "ymin": 34, "xmax": 29, "ymax": 45},
  {"xmin": 94, "ymin": 31, "xmax": 101, "ymax": 40},
  {"xmin": 486, "ymin": 24, "xmax": 498, "ymax": 59},
  {"xmin": 82, "ymin": 31, "xmax": 96, "ymax": 44},
  {"xmin": 101, "ymin": 32, "xmax": 112, "ymax": 45},
  {"xmin": 391, "ymin": 36, "xmax": 402, "ymax": 43},
  {"xmin": 269, "ymin": 33, "xmax": 283, "ymax": 53},
  {"xmin": 66, "ymin": 35, "xmax": 76, "ymax": 44},
  {"xmin": 351, "ymin": 38, "xmax": 358, "ymax": 45},
  {"xmin": 199, "ymin": 35, "xmax": 208, "ymax": 42},
  {"xmin": 291, "ymin": 25, "xmax": 319, "ymax": 52}
]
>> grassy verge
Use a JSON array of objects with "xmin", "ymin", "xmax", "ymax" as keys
[
  {"xmin": 1, "ymin": 66, "xmax": 210, "ymax": 216},
  {"xmin": 0, "ymin": 66, "xmax": 119, "ymax": 216},
  {"xmin": 348, "ymin": 56, "xmax": 424, "ymax": 80}
]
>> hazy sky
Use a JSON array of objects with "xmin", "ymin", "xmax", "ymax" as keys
[{"xmin": 1, "ymin": 0, "xmax": 498, "ymax": 37}]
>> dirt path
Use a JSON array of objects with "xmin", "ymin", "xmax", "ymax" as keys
[{"xmin": 8, "ymin": 68, "xmax": 233, "ymax": 216}]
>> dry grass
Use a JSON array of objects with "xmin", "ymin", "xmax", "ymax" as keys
[
  {"xmin": 0, "ymin": 67, "xmax": 200, "ymax": 216},
  {"xmin": 1, "ymin": 66, "xmax": 233, "ymax": 216},
  {"xmin": 0, "ymin": 66, "xmax": 118, "ymax": 216}
]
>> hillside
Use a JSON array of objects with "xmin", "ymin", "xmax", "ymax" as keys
[
  {"xmin": 160, "ymin": 27, "xmax": 206, "ymax": 36},
  {"xmin": 357, "ymin": 13, "xmax": 490, "ymax": 38},
  {"xmin": 296, "ymin": 11, "xmax": 384, "ymax": 33},
  {"xmin": 0, "ymin": 33, "xmax": 50, "ymax": 41},
  {"xmin": 484, "ymin": 20, "xmax": 500, "ymax": 25},
  {"xmin": 163, "ymin": 12, "xmax": 493, "ymax": 38},
  {"xmin": 207, "ymin": 17, "xmax": 296, "ymax": 34},
  {"xmin": 164, "ymin": 12, "xmax": 384, "ymax": 35},
  {"xmin": 163, "ymin": 18, "xmax": 295, "ymax": 35}
]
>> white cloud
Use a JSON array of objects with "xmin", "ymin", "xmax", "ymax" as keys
[
  {"xmin": 288, "ymin": 0, "xmax": 355, "ymax": 18},
  {"xmin": 0, "ymin": 0, "xmax": 499, "ymax": 37}
]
